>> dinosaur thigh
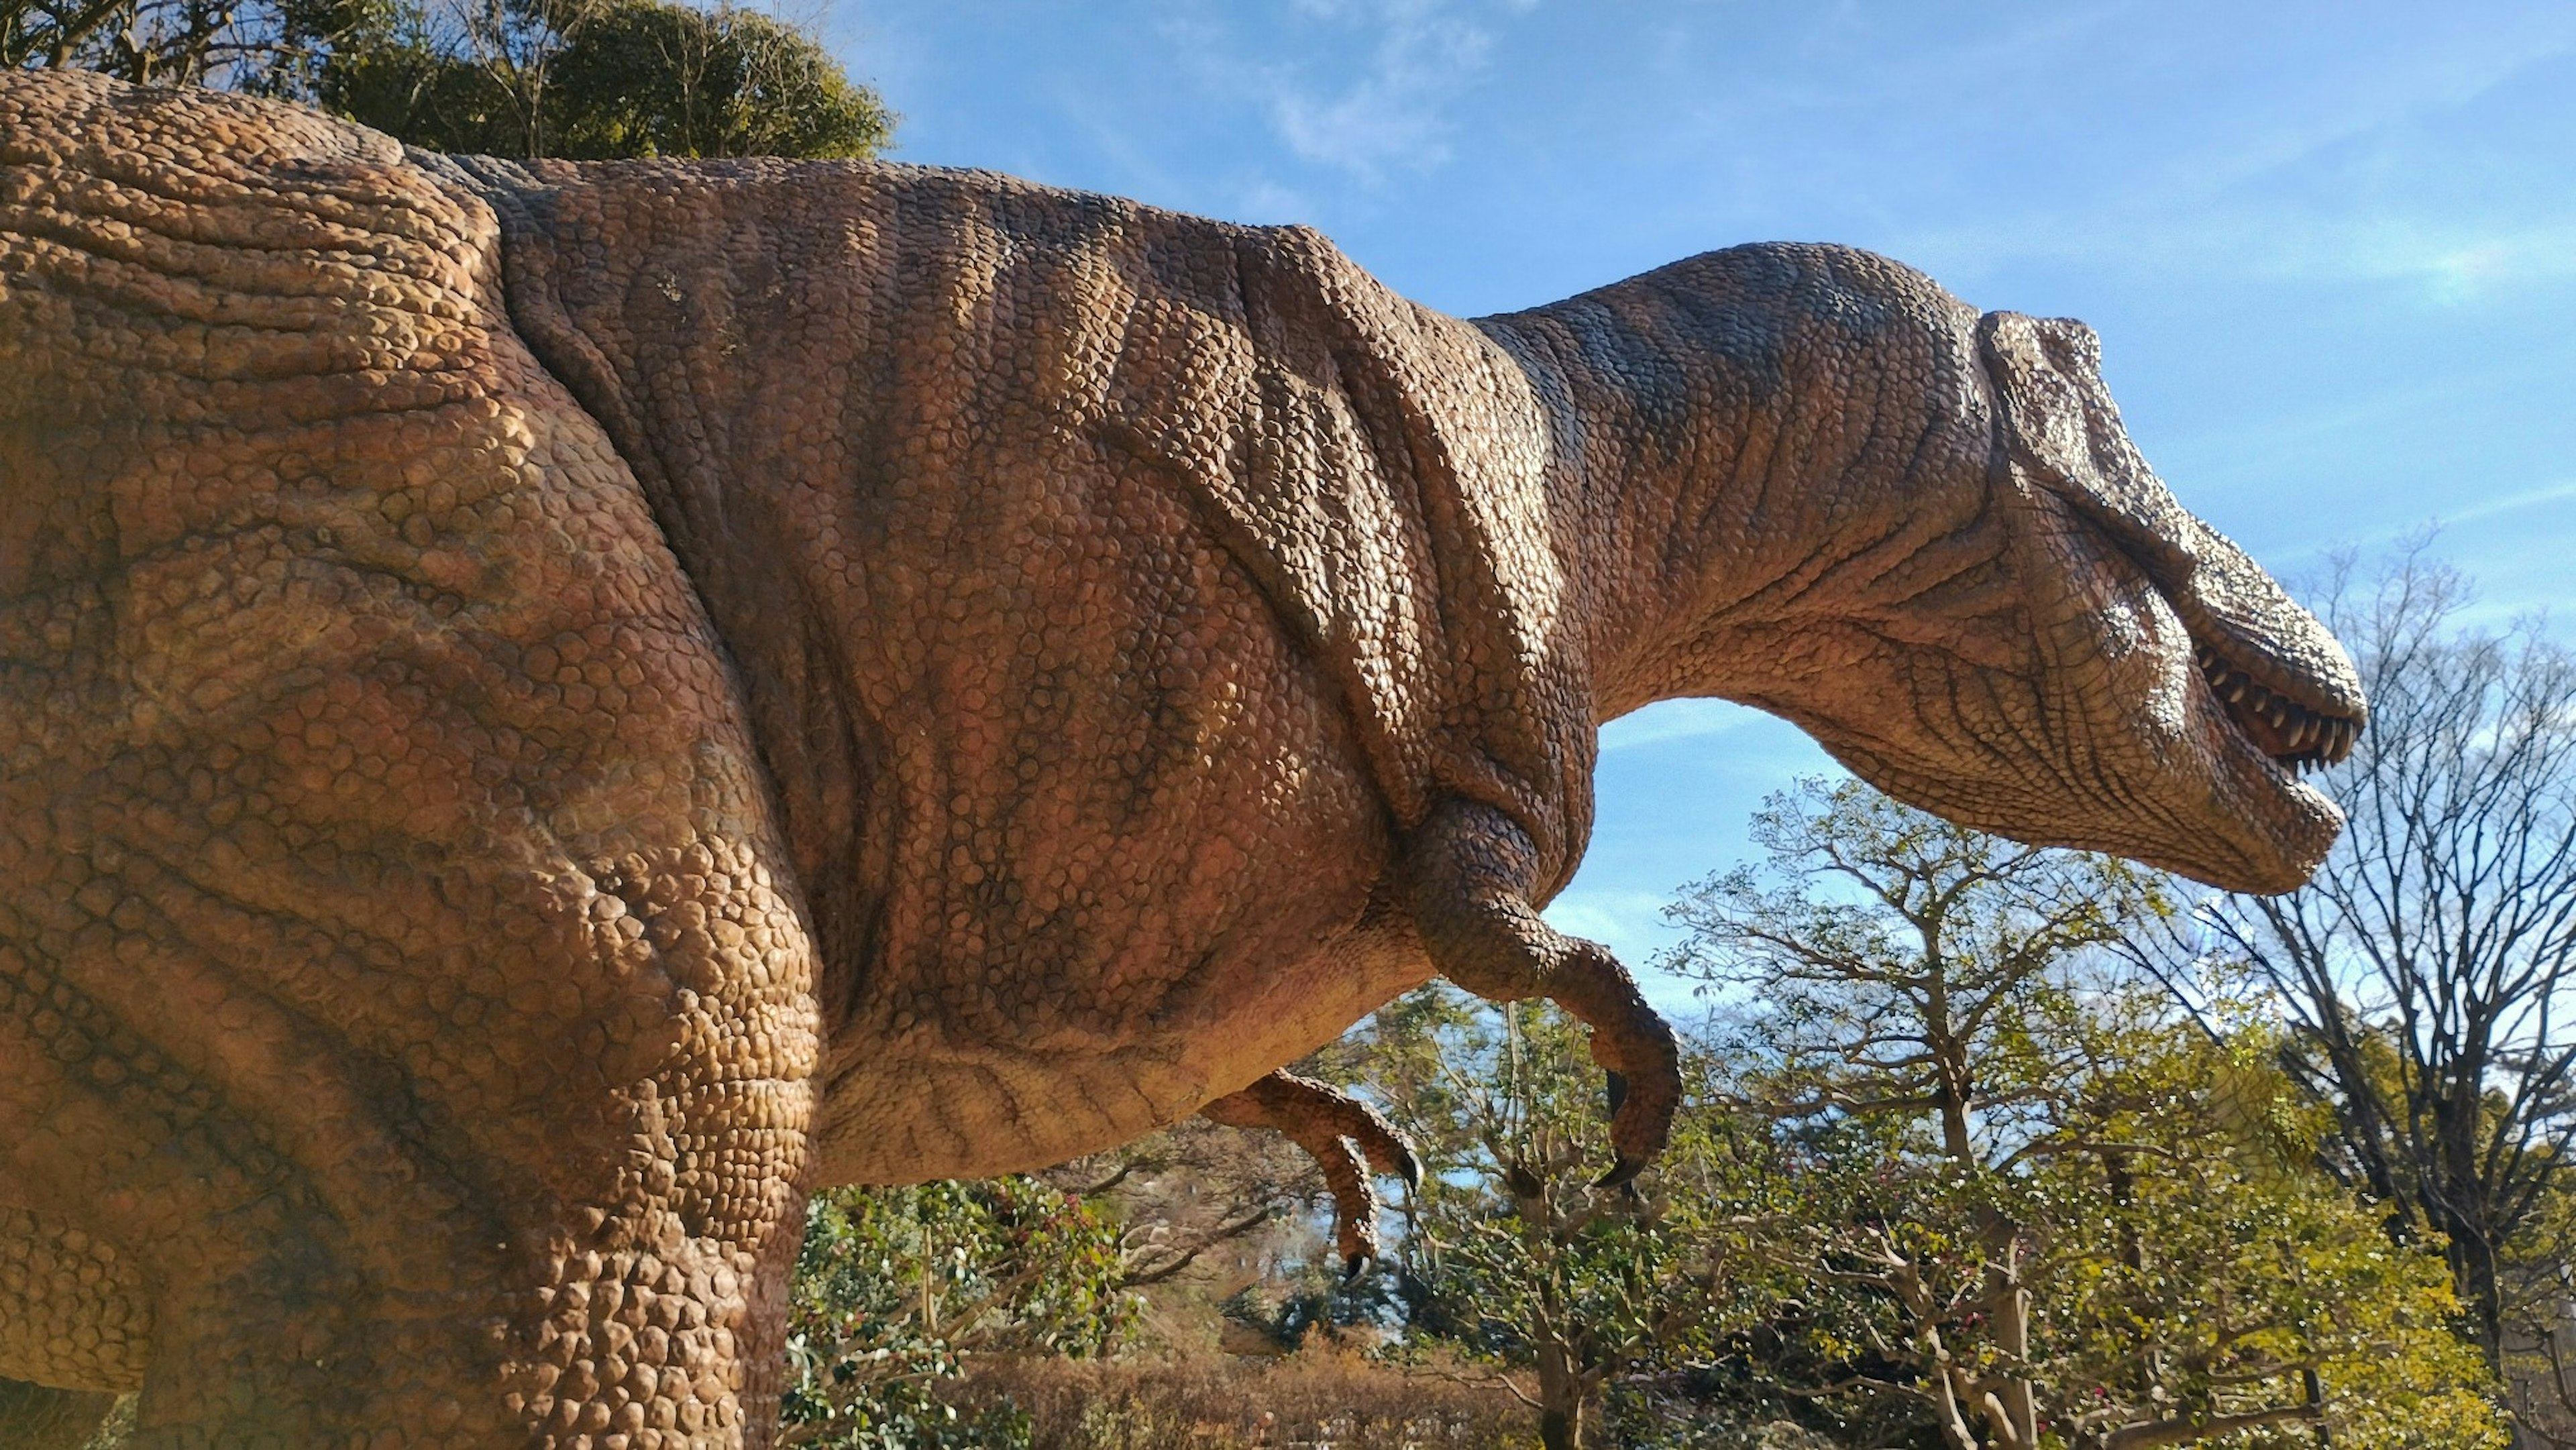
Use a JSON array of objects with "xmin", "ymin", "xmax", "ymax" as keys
[
  {"xmin": 0, "ymin": 72, "xmax": 817, "ymax": 1447},
  {"xmin": 0, "ymin": 1206, "xmax": 149, "ymax": 1394},
  {"xmin": 807, "ymin": 467, "xmax": 1436, "ymax": 1184}
]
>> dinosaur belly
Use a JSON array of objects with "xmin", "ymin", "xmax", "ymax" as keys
[
  {"xmin": 812, "ymin": 904, "xmax": 1432, "ymax": 1184},
  {"xmin": 805, "ymin": 481, "xmax": 1426, "ymax": 1184}
]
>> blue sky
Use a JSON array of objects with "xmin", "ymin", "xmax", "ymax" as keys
[{"xmin": 823, "ymin": 1, "xmax": 2576, "ymax": 990}]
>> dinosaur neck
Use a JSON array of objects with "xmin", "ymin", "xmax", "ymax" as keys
[
  {"xmin": 1481, "ymin": 246, "xmax": 1992, "ymax": 727},
  {"xmin": 1477, "ymin": 278, "xmax": 1809, "ymax": 723}
]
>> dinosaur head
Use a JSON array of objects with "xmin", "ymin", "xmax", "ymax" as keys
[
  {"xmin": 1706, "ymin": 303, "xmax": 2364, "ymax": 894},
  {"xmin": 1507, "ymin": 245, "xmax": 2363, "ymax": 892}
]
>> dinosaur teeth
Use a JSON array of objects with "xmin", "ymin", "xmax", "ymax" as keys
[{"xmin": 2192, "ymin": 643, "xmax": 2364, "ymax": 771}]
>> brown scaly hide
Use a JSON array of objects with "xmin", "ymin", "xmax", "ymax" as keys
[
  {"xmin": 3, "ymin": 68, "xmax": 2369, "ymax": 1450},
  {"xmin": 441, "ymin": 150, "xmax": 1607, "ymax": 1184},
  {"xmin": 2, "ymin": 72, "xmax": 816, "ymax": 1445}
]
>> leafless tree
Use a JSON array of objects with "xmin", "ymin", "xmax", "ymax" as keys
[
  {"xmin": 2180, "ymin": 546, "xmax": 2576, "ymax": 1409},
  {"xmin": 3, "ymin": 0, "xmax": 301, "ymax": 86},
  {"xmin": 1046, "ymin": 1115, "xmax": 1337, "ymax": 1295}
]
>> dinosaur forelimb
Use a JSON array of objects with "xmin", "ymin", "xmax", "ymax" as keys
[
  {"xmin": 1408, "ymin": 800, "xmax": 1681, "ymax": 1187},
  {"xmin": 1201, "ymin": 1070, "xmax": 1420, "ymax": 1275}
]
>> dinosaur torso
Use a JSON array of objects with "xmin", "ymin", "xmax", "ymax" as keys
[
  {"xmin": 441, "ymin": 155, "xmax": 1601, "ymax": 1178},
  {"xmin": 0, "ymin": 72, "xmax": 2369, "ymax": 1449}
]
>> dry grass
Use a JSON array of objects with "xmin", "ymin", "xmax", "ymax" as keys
[{"xmin": 943, "ymin": 1345, "xmax": 1540, "ymax": 1449}]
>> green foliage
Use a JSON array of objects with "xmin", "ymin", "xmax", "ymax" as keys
[
  {"xmin": 1353, "ymin": 985, "xmax": 1768, "ymax": 1449},
  {"xmin": 313, "ymin": 0, "xmax": 892, "ymax": 159},
  {"xmin": 2041, "ymin": 1024, "xmax": 2500, "ymax": 1450},
  {"xmin": 2, "ymin": 0, "xmax": 274, "ymax": 83},
  {"xmin": 7, "ymin": 0, "xmax": 894, "ymax": 161},
  {"xmin": 2186, "ymin": 548, "xmax": 2576, "ymax": 1403},
  {"xmin": 783, "ymin": 1178, "xmax": 1134, "ymax": 1449},
  {"xmin": 1662, "ymin": 777, "xmax": 2506, "ymax": 1449}
]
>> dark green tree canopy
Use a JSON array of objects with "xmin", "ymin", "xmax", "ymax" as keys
[{"xmin": 4, "ymin": 0, "xmax": 894, "ymax": 160}]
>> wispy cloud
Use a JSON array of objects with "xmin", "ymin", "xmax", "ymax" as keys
[
  {"xmin": 1599, "ymin": 696, "xmax": 1767, "ymax": 754},
  {"xmin": 1628, "ymin": 3, "xmax": 2576, "ymax": 306},
  {"xmin": 1901, "ymin": 197, "xmax": 2576, "ymax": 305},
  {"xmin": 1890, "ymin": 15, "xmax": 2576, "ymax": 302},
  {"xmin": 1267, "ymin": 0, "xmax": 1495, "ymax": 179},
  {"xmin": 1158, "ymin": 0, "xmax": 1515, "ymax": 187},
  {"xmin": 2427, "ymin": 477, "xmax": 2576, "ymax": 530}
]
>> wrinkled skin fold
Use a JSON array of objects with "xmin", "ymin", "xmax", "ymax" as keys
[{"xmin": 0, "ymin": 71, "xmax": 2361, "ymax": 1448}]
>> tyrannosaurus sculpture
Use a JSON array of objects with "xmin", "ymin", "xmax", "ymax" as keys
[{"xmin": 0, "ymin": 71, "xmax": 2362, "ymax": 1448}]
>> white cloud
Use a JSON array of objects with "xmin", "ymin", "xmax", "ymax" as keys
[
  {"xmin": 1623, "ymin": 3, "xmax": 2576, "ymax": 308},
  {"xmin": 1158, "ymin": 0, "xmax": 1514, "ymax": 186},
  {"xmin": 2434, "ymin": 478, "xmax": 2576, "ymax": 529},
  {"xmin": 1900, "ymin": 200, "xmax": 2576, "ymax": 305},
  {"xmin": 1887, "ymin": 16, "xmax": 2576, "ymax": 303},
  {"xmin": 1267, "ymin": 0, "xmax": 1495, "ymax": 178},
  {"xmin": 1228, "ymin": 176, "xmax": 1318, "ymax": 223},
  {"xmin": 1599, "ymin": 696, "xmax": 1768, "ymax": 754}
]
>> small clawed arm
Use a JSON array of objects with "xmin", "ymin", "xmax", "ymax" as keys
[
  {"xmin": 1200, "ymin": 1070, "xmax": 1421, "ymax": 1276},
  {"xmin": 1408, "ymin": 798, "xmax": 1680, "ymax": 1186}
]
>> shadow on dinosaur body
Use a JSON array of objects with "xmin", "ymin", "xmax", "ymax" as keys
[{"xmin": 0, "ymin": 70, "xmax": 2361, "ymax": 1448}]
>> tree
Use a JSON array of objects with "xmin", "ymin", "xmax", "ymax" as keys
[
  {"xmin": 2176, "ymin": 549, "xmax": 2576, "ymax": 1410},
  {"xmin": 312, "ymin": 0, "xmax": 892, "ymax": 159},
  {"xmin": 1036, "ymin": 1108, "xmax": 1385, "ymax": 1360},
  {"xmin": 7, "ymin": 0, "xmax": 894, "ymax": 162},
  {"xmin": 1358, "ymin": 985, "xmax": 1764, "ymax": 1450},
  {"xmin": 1047, "ymin": 1113, "xmax": 1345, "ymax": 1296},
  {"xmin": 1667, "ymin": 777, "xmax": 2502, "ymax": 1449},
  {"xmin": 3, "ymin": 0, "xmax": 334, "ymax": 85}
]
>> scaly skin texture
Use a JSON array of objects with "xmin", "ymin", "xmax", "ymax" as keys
[
  {"xmin": 3, "ymin": 72, "xmax": 817, "ymax": 1446},
  {"xmin": 1200, "ymin": 1071, "xmax": 1420, "ymax": 1270},
  {"xmin": 443, "ymin": 146, "xmax": 1681, "ymax": 1188},
  {"xmin": 1, "ymin": 72, "xmax": 2365, "ymax": 1447}
]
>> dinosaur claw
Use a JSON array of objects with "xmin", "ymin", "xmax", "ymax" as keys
[
  {"xmin": 1200, "ymin": 1071, "xmax": 1404, "ymax": 1276},
  {"xmin": 1552, "ymin": 943, "xmax": 1680, "ymax": 1181},
  {"xmin": 1592, "ymin": 1155, "xmax": 1646, "ymax": 1191}
]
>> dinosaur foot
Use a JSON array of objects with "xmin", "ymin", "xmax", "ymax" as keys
[{"xmin": 1201, "ymin": 1070, "xmax": 1421, "ymax": 1271}]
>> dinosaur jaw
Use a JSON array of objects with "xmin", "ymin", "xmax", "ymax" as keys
[
  {"xmin": 2180, "ymin": 640, "xmax": 2347, "ymax": 881},
  {"xmin": 1742, "ymin": 527, "xmax": 2363, "ymax": 897},
  {"xmin": 2040, "ymin": 570, "xmax": 2360, "ymax": 894},
  {"xmin": 2137, "ymin": 521, "xmax": 2367, "ymax": 889},
  {"xmin": 2192, "ymin": 637, "xmax": 2361, "ymax": 776}
]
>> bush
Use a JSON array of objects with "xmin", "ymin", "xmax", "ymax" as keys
[
  {"xmin": 941, "ymin": 1347, "xmax": 1537, "ymax": 1450},
  {"xmin": 784, "ymin": 1179, "xmax": 1134, "ymax": 1448}
]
